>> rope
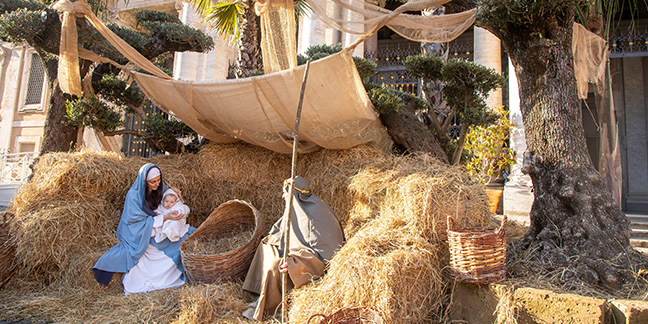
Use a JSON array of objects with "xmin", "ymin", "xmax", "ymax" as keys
[{"xmin": 281, "ymin": 60, "xmax": 312, "ymax": 323}]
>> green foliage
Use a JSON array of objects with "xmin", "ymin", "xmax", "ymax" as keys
[
  {"xmin": 66, "ymin": 96, "xmax": 124, "ymax": 132},
  {"xmin": 0, "ymin": 9, "xmax": 44, "ymax": 45},
  {"xmin": 403, "ymin": 55, "xmax": 443, "ymax": 81},
  {"xmin": 95, "ymin": 74, "xmax": 146, "ymax": 110},
  {"xmin": 142, "ymin": 113, "xmax": 195, "ymax": 141},
  {"xmin": 464, "ymin": 107, "xmax": 516, "ymax": 184},
  {"xmin": 140, "ymin": 21, "xmax": 215, "ymax": 51},
  {"xmin": 353, "ymin": 56, "xmax": 377, "ymax": 85},
  {"xmin": 476, "ymin": 0, "xmax": 585, "ymax": 32},
  {"xmin": 0, "ymin": 0, "xmax": 42, "ymax": 14},
  {"xmin": 249, "ymin": 69, "xmax": 265, "ymax": 76},
  {"xmin": 135, "ymin": 10, "xmax": 182, "ymax": 25},
  {"xmin": 403, "ymin": 55, "xmax": 504, "ymax": 128},
  {"xmin": 368, "ymin": 86, "xmax": 404, "ymax": 114},
  {"xmin": 305, "ymin": 43, "xmax": 343, "ymax": 59},
  {"xmin": 206, "ymin": 1, "xmax": 244, "ymax": 41}
]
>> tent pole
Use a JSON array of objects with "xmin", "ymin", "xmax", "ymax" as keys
[{"xmin": 282, "ymin": 60, "xmax": 311, "ymax": 323}]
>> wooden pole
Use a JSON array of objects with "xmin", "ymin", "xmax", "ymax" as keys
[{"xmin": 281, "ymin": 60, "xmax": 311, "ymax": 323}]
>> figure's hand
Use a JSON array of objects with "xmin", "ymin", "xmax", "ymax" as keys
[
  {"xmin": 164, "ymin": 211, "xmax": 184, "ymax": 221},
  {"xmin": 279, "ymin": 262, "xmax": 288, "ymax": 273},
  {"xmin": 171, "ymin": 187, "xmax": 183, "ymax": 202}
]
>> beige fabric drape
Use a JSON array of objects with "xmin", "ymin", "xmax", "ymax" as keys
[
  {"xmin": 132, "ymin": 51, "xmax": 391, "ymax": 154},
  {"xmin": 52, "ymin": 0, "xmax": 479, "ymax": 154},
  {"xmin": 304, "ymin": 0, "xmax": 475, "ymax": 43},
  {"xmin": 53, "ymin": 0, "xmax": 171, "ymax": 97},
  {"xmin": 572, "ymin": 22, "xmax": 608, "ymax": 100},
  {"xmin": 256, "ymin": 0, "xmax": 298, "ymax": 74}
]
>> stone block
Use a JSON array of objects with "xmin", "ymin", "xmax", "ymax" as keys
[
  {"xmin": 608, "ymin": 299, "xmax": 648, "ymax": 324},
  {"xmin": 448, "ymin": 283, "xmax": 514, "ymax": 323},
  {"xmin": 515, "ymin": 288, "xmax": 606, "ymax": 324}
]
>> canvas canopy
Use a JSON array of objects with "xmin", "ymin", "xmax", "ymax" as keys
[
  {"xmin": 52, "ymin": 0, "xmax": 606, "ymax": 155},
  {"xmin": 52, "ymin": 0, "xmax": 477, "ymax": 153}
]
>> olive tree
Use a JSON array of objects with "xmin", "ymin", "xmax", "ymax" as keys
[{"xmin": 0, "ymin": 0, "xmax": 214, "ymax": 154}]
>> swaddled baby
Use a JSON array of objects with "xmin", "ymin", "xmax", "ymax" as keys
[{"xmin": 154, "ymin": 189, "xmax": 190, "ymax": 243}]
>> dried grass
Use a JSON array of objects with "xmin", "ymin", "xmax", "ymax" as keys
[
  {"xmin": 0, "ymin": 142, "xmax": 492, "ymax": 323},
  {"xmin": 288, "ymin": 152, "xmax": 490, "ymax": 323},
  {"xmin": 183, "ymin": 229, "xmax": 255, "ymax": 255}
]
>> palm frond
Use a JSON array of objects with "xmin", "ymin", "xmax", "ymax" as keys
[
  {"xmin": 187, "ymin": 0, "xmax": 216, "ymax": 16},
  {"xmin": 295, "ymin": 0, "xmax": 313, "ymax": 20},
  {"xmin": 206, "ymin": 1, "xmax": 244, "ymax": 40}
]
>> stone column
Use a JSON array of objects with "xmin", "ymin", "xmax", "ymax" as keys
[
  {"xmin": 173, "ymin": 1, "xmax": 202, "ymax": 81},
  {"xmin": 503, "ymin": 57, "xmax": 533, "ymax": 223},
  {"xmin": 0, "ymin": 46, "xmax": 25, "ymax": 151},
  {"xmin": 341, "ymin": 0, "xmax": 364, "ymax": 57},
  {"xmin": 473, "ymin": 27, "xmax": 502, "ymax": 108},
  {"xmin": 297, "ymin": 11, "xmax": 329, "ymax": 55}
]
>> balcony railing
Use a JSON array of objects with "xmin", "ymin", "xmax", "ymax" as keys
[
  {"xmin": 610, "ymin": 29, "xmax": 648, "ymax": 58},
  {"xmin": 0, "ymin": 152, "xmax": 37, "ymax": 183}
]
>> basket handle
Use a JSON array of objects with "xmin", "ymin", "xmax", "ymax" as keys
[
  {"xmin": 307, "ymin": 313, "xmax": 326, "ymax": 324},
  {"xmin": 446, "ymin": 215, "xmax": 455, "ymax": 231},
  {"xmin": 496, "ymin": 215, "xmax": 507, "ymax": 235}
]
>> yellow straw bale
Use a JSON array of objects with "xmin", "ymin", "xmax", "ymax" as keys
[
  {"xmin": 1, "ymin": 142, "xmax": 492, "ymax": 324},
  {"xmin": 289, "ymin": 223, "xmax": 445, "ymax": 323}
]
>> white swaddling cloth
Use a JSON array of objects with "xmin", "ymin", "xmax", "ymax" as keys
[{"xmin": 154, "ymin": 189, "xmax": 190, "ymax": 243}]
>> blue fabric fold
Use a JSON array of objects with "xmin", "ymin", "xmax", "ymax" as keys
[{"xmin": 93, "ymin": 163, "xmax": 194, "ymax": 285}]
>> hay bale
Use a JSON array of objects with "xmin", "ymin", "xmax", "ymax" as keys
[
  {"xmin": 289, "ymin": 225, "xmax": 444, "ymax": 323},
  {"xmin": 3, "ymin": 142, "xmax": 491, "ymax": 323},
  {"xmin": 288, "ymin": 152, "xmax": 489, "ymax": 323}
]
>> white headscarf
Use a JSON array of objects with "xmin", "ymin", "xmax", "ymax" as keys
[{"xmin": 146, "ymin": 167, "xmax": 160, "ymax": 180}]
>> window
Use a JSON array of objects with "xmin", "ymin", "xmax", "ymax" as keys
[
  {"xmin": 19, "ymin": 51, "xmax": 49, "ymax": 112},
  {"xmin": 24, "ymin": 53, "xmax": 45, "ymax": 105},
  {"xmin": 18, "ymin": 142, "xmax": 35, "ymax": 153}
]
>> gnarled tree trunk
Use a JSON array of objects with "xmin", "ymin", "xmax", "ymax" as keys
[
  {"xmin": 481, "ymin": 6, "xmax": 641, "ymax": 289},
  {"xmin": 39, "ymin": 54, "xmax": 79, "ymax": 155}
]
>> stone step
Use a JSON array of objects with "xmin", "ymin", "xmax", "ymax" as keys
[
  {"xmin": 630, "ymin": 237, "xmax": 648, "ymax": 248},
  {"xmin": 631, "ymin": 222, "xmax": 648, "ymax": 230},
  {"xmin": 631, "ymin": 228, "xmax": 648, "ymax": 239},
  {"xmin": 627, "ymin": 214, "xmax": 648, "ymax": 224}
]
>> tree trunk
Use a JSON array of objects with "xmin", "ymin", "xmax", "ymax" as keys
[
  {"xmin": 380, "ymin": 96, "xmax": 449, "ymax": 163},
  {"xmin": 237, "ymin": 0, "xmax": 262, "ymax": 78},
  {"xmin": 483, "ymin": 9, "xmax": 641, "ymax": 289},
  {"xmin": 39, "ymin": 55, "xmax": 79, "ymax": 155}
]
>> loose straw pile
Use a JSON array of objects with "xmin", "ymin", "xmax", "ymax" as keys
[{"xmin": 1, "ymin": 142, "xmax": 491, "ymax": 323}]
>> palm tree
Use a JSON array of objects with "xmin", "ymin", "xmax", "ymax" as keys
[
  {"xmin": 188, "ymin": 0, "xmax": 260, "ymax": 77},
  {"xmin": 188, "ymin": 0, "xmax": 311, "ymax": 78}
]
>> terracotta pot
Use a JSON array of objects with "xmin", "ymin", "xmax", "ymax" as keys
[{"xmin": 485, "ymin": 188, "xmax": 503, "ymax": 215}]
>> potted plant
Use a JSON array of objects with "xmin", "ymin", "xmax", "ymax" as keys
[{"xmin": 463, "ymin": 106, "xmax": 516, "ymax": 214}]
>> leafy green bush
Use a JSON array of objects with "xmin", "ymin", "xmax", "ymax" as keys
[
  {"xmin": 464, "ymin": 106, "xmax": 516, "ymax": 184},
  {"xmin": 66, "ymin": 96, "xmax": 124, "ymax": 132}
]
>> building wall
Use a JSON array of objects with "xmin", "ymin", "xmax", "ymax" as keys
[
  {"xmin": 0, "ymin": 43, "xmax": 48, "ymax": 154},
  {"xmin": 611, "ymin": 56, "xmax": 648, "ymax": 212}
]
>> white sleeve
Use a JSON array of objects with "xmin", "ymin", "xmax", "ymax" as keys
[
  {"xmin": 181, "ymin": 204, "xmax": 190, "ymax": 215},
  {"xmin": 151, "ymin": 214, "xmax": 165, "ymax": 237}
]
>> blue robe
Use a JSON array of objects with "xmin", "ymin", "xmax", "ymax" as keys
[{"xmin": 93, "ymin": 163, "xmax": 195, "ymax": 286}]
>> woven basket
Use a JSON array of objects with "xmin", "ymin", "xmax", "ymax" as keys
[
  {"xmin": 447, "ymin": 215, "xmax": 507, "ymax": 284},
  {"xmin": 0, "ymin": 212, "xmax": 17, "ymax": 288},
  {"xmin": 307, "ymin": 307, "xmax": 384, "ymax": 324},
  {"xmin": 180, "ymin": 199, "xmax": 265, "ymax": 284}
]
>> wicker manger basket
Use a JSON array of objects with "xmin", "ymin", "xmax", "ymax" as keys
[
  {"xmin": 307, "ymin": 307, "xmax": 384, "ymax": 324},
  {"xmin": 447, "ymin": 215, "xmax": 507, "ymax": 284},
  {"xmin": 0, "ymin": 212, "xmax": 17, "ymax": 288},
  {"xmin": 180, "ymin": 199, "xmax": 265, "ymax": 284}
]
